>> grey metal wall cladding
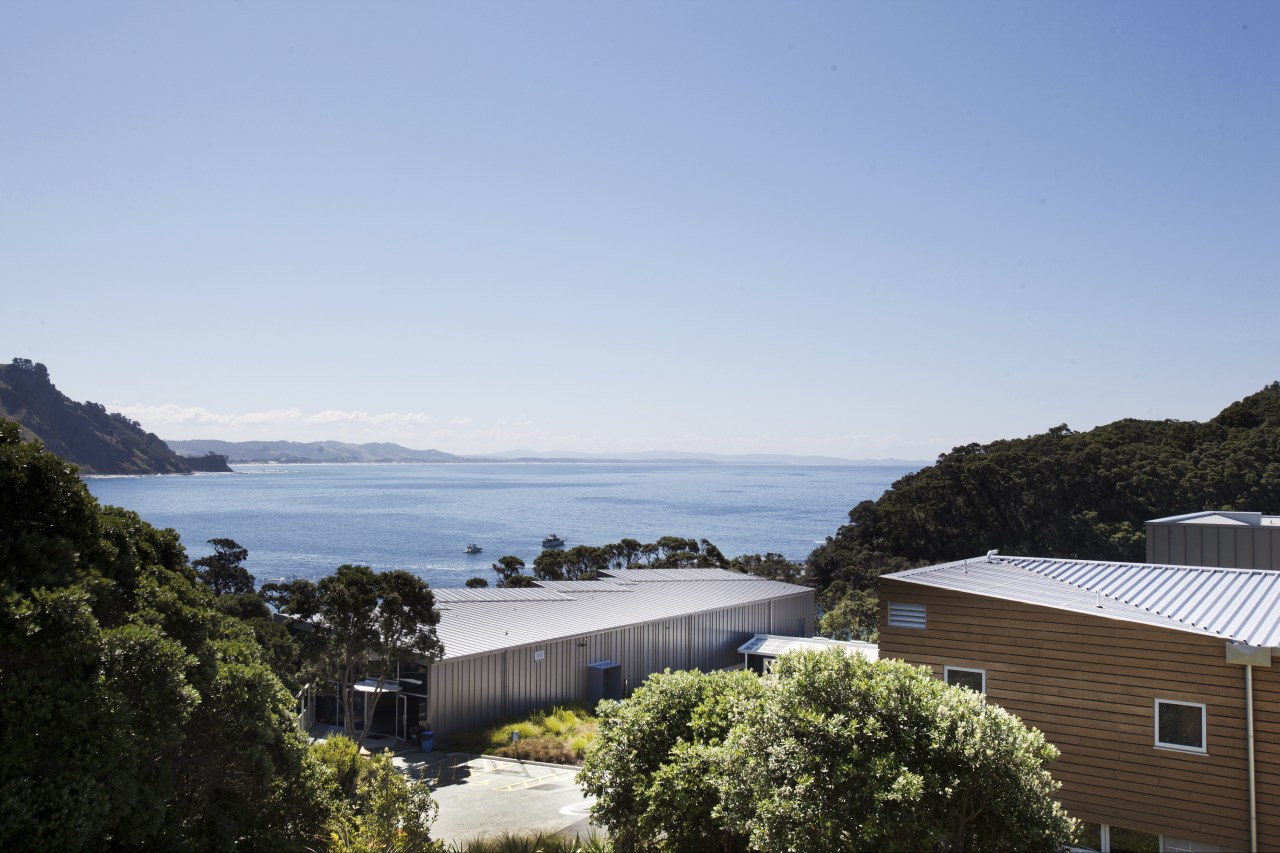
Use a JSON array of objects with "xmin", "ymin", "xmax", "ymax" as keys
[
  {"xmin": 426, "ymin": 590, "xmax": 814, "ymax": 740},
  {"xmin": 1148, "ymin": 523, "xmax": 1280, "ymax": 570}
]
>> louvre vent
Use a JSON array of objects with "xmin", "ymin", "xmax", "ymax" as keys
[{"xmin": 887, "ymin": 601, "xmax": 926, "ymax": 629}]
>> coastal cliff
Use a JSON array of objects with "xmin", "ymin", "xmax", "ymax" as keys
[{"xmin": 0, "ymin": 358, "xmax": 231, "ymax": 475}]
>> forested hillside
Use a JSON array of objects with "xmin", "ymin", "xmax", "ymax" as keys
[
  {"xmin": 810, "ymin": 383, "xmax": 1280, "ymax": 597},
  {"xmin": 0, "ymin": 358, "xmax": 229, "ymax": 475},
  {"xmin": 0, "ymin": 422, "xmax": 443, "ymax": 851}
]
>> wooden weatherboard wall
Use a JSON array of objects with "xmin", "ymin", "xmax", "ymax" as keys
[{"xmin": 877, "ymin": 578, "xmax": 1273, "ymax": 850}]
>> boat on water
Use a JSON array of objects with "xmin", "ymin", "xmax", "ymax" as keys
[
  {"xmin": 542, "ymin": 534, "xmax": 565, "ymax": 549},
  {"xmin": 464, "ymin": 543, "xmax": 483, "ymax": 554}
]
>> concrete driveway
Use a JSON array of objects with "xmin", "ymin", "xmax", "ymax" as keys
[{"xmin": 395, "ymin": 751, "xmax": 600, "ymax": 845}]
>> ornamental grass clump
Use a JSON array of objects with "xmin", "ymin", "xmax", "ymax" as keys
[
  {"xmin": 451, "ymin": 830, "xmax": 610, "ymax": 853},
  {"xmin": 449, "ymin": 704, "xmax": 599, "ymax": 764}
]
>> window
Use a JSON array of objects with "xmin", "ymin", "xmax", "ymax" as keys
[
  {"xmin": 1154, "ymin": 699, "xmax": 1206, "ymax": 753},
  {"xmin": 1077, "ymin": 822, "xmax": 1103, "ymax": 851},
  {"xmin": 1070, "ymin": 822, "xmax": 1223, "ymax": 853},
  {"xmin": 887, "ymin": 601, "xmax": 926, "ymax": 629},
  {"xmin": 1108, "ymin": 825, "xmax": 1159, "ymax": 852},
  {"xmin": 944, "ymin": 667, "xmax": 985, "ymax": 694},
  {"xmin": 1161, "ymin": 837, "xmax": 1227, "ymax": 853}
]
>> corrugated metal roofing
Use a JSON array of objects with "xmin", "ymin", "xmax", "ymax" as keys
[
  {"xmin": 435, "ymin": 577, "xmax": 811, "ymax": 660},
  {"xmin": 599, "ymin": 568, "xmax": 759, "ymax": 583},
  {"xmin": 737, "ymin": 633, "xmax": 878, "ymax": 660},
  {"xmin": 884, "ymin": 555, "xmax": 1280, "ymax": 646},
  {"xmin": 533, "ymin": 580, "xmax": 632, "ymax": 593},
  {"xmin": 433, "ymin": 587, "xmax": 570, "ymax": 603}
]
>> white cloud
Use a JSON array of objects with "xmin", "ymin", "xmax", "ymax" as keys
[
  {"xmin": 117, "ymin": 404, "xmax": 308, "ymax": 427},
  {"xmin": 115, "ymin": 403, "xmax": 438, "ymax": 444},
  {"xmin": 306, "ymin": 410, "xmax": 433, "ymax": 426}
]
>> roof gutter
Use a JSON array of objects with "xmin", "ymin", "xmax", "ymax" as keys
[{"xmin": 1225, "ymin": 642, "xmax": 1271, "ymax": 852}]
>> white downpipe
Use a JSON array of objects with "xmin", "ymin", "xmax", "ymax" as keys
[
  {"xmin": 1247, "ymin": 663, "xmax": 1257, "ymax": 853},
  {"xmin": 1225, "ymin": 642, "xmax": 1268, "ymax": 852}
]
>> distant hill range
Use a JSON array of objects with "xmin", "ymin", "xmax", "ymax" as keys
[
  {"xmin": 167, "ymin": 439, "xmax": 461, "ymax": 464},
  {"xmin": 486, "ymin": 449, "xmax": 924, "ymax": 466},
  {"xmin": 0, "ymin": 359, "xmax": 230, "ymax": 475},
  {"xmin": 167, "ymin": 439, "xmax": 922, "ymax": 467}
]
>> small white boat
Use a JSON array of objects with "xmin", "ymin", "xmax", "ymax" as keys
[
  {"xmin": 542, "ymin": 534, "xmax": 565, "ymax": 549},
  {"xmin": 465, "ymin": 543, "xmax": 483, "ymax": 554}
]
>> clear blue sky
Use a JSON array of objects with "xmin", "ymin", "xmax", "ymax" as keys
[{"xmin": 3, "ymin": 2, "xmax": 1276, "ymax": 459}]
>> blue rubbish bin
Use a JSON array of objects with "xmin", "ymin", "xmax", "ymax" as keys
[{"xmin": 421, "ymin": 730, "xmax": 434, "ymax": 752}]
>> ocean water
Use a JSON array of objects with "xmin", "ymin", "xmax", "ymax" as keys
[{"xmin": 84, "ymin": 462, "xmax": 915, "ymax": 589}]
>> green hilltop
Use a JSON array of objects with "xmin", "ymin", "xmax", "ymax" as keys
[
  {"xmin": 810, "ymin": 382, "xmax": 1280, "ymax": 595},
  {"xmin": 0, "ymin": 358, "xmax": 229, "ymax": 475}
]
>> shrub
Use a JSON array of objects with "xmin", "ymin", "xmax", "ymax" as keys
[
  {"xmin": 579, "ymin": 653, "xmax": 1077, "ymax": 853},
  {"xmin": 446, "ymin": 704, "xmax": 599, "ymax": 764},
  {"xmin": 451, "ymin": 830, "xmax": 610, "ymax": 852}
]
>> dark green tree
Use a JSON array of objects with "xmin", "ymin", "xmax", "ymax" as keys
[
  {"xmin": 193, "ymin": 537, "xmax": 255, "ymax": 595},
  {"xmin": 729, "ymin": 552, "xmax": 804, "ymax": 582},
  {"xmin": 264, "ymin": 565, "xmax": 442, "ymax": 746},
  {"xmin": 0, "ymin": 421, "xmax": 333, "ymax": 852},
  {"xmin": 491, "ymin": 555, "xmax": 527, "ymax": 586},
  {"xmin": 816, "ymin": 581, "xmax": 879, "ymax": 642},
  {"xmin": 534, "ymin": 544, "xmax": 609, "ymax": 581},
  {"xmin": 532, "ymin": 548, "xmax": 567, "ymax": 581}
]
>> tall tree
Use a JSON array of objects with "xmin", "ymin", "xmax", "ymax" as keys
[
  {"xmin": 192, "ymin": 537, "xmax": 255, "ymax": 595},
  {"xmin": 729, "ymin": 552, "xmax": 804, "ymax": 582},
  {"xmin": 491, "ymin": 555, "xmax": 527, "ymax": 586},
  {"xmin": 264, "ymin": 565, "xmax": 442, "ymax": 746},
  {"xmin": 0, "ymin": 421, "xmax": 333, "ymax": 852}
]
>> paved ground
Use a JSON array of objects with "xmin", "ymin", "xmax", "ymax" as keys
[
  {"xmin": 397, "ymin": 752, "xmax": 598, "ymax": 845},
  {"xmin": 308, "ymin": 727, "xmax": 599, "ymax": 845}
]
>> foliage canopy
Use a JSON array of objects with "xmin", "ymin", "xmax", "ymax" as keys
[
  {"xmin": 809, "ymin": 383, "xmax": 1280, "ymax": 595},
  {"xmin": 578, "ymin": 650, "xmax": 1076, "ymax": 853},
  {"xmin": 0, "ymin": 421, "xmax": 446, "ymax": 851},
  {"xmin": 0, "ymin": 420, "xmax": 340, "ymax": 850}
]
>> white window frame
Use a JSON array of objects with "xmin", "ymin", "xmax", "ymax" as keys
[
  {"xmin": 944, "ymin": 666, "xmax": 986, "ymax": 694},
  {"xmin": 1072, "ymin": 822, "xmax": 1224, "ymax": 853},
  {"xmin": 1154, "ymin": 699, "xmax": 1207, "ymax": 754}
]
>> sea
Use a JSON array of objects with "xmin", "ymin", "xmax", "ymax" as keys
[{"xmin": 83, "ymin": 462, "xmax": 917, "ymax": 589}]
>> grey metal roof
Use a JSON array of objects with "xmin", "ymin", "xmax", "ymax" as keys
[
  {"xmin": 599, "ymin": 568, "xmax": 760, "ymax": 583},
  {"xmin": 434, "ymin": 577, "xmax": 812, "ymax": 661},
  {"xmin": 883, "ymin": 555, "xmax": 1280, "ymax": 646},
  {"xmin": 533, "ymin": 579, "xmax": 633, "ymax": 592},
  {"xmin": 433, "ymin": 587, "xmax": 570, "ymax": 603},
  {"xmin": 737, "ymin": 633, "xmax": 879, "ymax": 660},
  {"xmin": 1147, "ymin": 510, "xmax": 1274, "ymax": 527}
]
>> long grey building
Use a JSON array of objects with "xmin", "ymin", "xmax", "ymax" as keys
[
  {"xmin": 387, "ymin": 569, "xmax": 814, "ymax": 741},
  {"xmin": 1146, "ymin": 510, "xmax": 1280, "ymax": 570}
]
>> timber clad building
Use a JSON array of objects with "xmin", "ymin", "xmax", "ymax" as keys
[
  {"xmin": 879, "ymin": 554, "xmax": 1280, "ymax": 853},
  {"xmin": 421, "ymin": 569, "xmax": 814, "ymax": 740}
]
